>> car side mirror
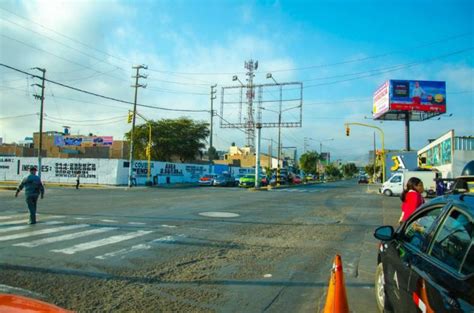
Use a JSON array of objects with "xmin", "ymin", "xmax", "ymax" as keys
[{"xmin": 374, "ymin": 226, "xmax": 395, "ymax": 241}]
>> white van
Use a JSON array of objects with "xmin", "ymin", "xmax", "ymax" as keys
[{"xmin": 380, "ymin": 170, "xmax": 437, "ymax": 197}]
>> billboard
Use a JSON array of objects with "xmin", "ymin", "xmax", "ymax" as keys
[
  {"xmin": 373, "ymin": 80, "xmax": 446, "ymax": 120},
  {"xmin": 54, "ymin": 136, "xmax": 113, "ymax": 147}
]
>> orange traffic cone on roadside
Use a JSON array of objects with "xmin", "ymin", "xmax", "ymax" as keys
[{"xmin": 323, "ymin": 254, "xmax": 349, "ymax": 313}]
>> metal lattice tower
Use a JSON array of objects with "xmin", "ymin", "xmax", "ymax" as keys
[{"xmin": 244, "ymin": 60, "xmax": 257, "ymax": 149}]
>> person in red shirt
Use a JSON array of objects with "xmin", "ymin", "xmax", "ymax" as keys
[{"xmin": 399, "ymin": 177, "xmax": 425, "ymax": 224}]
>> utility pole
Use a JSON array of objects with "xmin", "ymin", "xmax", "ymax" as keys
[
  {"xmin": 255, "ymin": 123, "xmax": 262, "ymax": 188},
  {"xmin": 32, "ymin": 67, "xmax": 46, "ymax": 178},
  {"xmin": 128, "ymin": 64, "xmax": 147, "ymax": 188},
  {"xmin": 209, "ymin": 84, "xmax": 217, "ymax": 160},
  {"xmin": 373, "ymin": 132, "xmax": 376, "ymax": 183}
]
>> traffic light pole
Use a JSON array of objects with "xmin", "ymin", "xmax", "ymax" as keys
[{"xmin": 345, "ymin": 122, "xmax": 385, "ymax": 182}]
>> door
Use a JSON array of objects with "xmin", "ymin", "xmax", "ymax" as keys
[
  {"xmin": 408, "ymin": 205, "xmax": 474, "ymax": 312},
  {"xmin": 389, "ymin": 174, "xmax": 403, "ymax": 194},
  {"xmin": 383, "ymin": 205, "xmax": 444, "ymax": 312}
]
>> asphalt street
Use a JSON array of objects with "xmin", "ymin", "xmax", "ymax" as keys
[{"xmin": 0, "ymin": 180, "xmax": 401, "ymax": 312}]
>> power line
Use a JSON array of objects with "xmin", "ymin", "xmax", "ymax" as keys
[
  {"xmin": 1, "ymin": 6, "xmax": 470, "ymax": 77},
  {"xmin": 0, "ymin": 33, "xmax": 128, "ymax": 83},
  {"xmin": 0, "ymin": 63, "xmax": 210, "ymax": 113},
  {"xmin": 0, "ymin": 7, "xmax": 131, "ymax": 65},
  {"xmin": 0, "ymin": 113, "xmax": 38, "ymax": 120}
]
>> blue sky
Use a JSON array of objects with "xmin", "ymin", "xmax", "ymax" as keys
[{"xmin": 0, "ymin": 0, "xmax": 473, "ymax": 163}]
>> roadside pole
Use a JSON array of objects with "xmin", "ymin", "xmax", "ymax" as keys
[{"xmin": 255, "ymin": 123, "xmax": 262, "ymax": 188}]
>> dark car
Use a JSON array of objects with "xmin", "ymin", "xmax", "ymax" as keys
[
  {"xmin": 358, "ymin": 175, "xmax": 369, "ymax": 184},
  {"xmin": 213, "ymin": 175, "xmax": 235, "ymax": 187},
  {"xmin": 373, "ymin": 194, "xmax": 473, "ymax": 313}
]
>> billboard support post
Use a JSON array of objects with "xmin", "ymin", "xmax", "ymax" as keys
[{"xmin": 405, "ymin": 113, "xmax": 410, "ymax": 151}]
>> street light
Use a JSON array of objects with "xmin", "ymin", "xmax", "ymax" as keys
[
  {"xmin": 233, "ymin": 75, "xmax": 244, "ymax": 86},
  {"xmin": 265, "ymin": 73, "xmax": 282, "ymax": 183}
]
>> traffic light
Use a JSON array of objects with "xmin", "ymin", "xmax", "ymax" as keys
[
  {"xmin": 127, "ymin": 111, "xmax": 133, "ymax": 123},
  {"xmin": 346, "ymin": 127, "xmax": 350, "ymax": 136}
]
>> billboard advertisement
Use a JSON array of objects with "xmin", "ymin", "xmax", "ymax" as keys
[
  {"xmin": 373, "ymin": 80, "xmax": 446, "ymax": 119},
  {"xmin": 373, "ymin": 81, "xmax": 390, "ymax": 119},
  {"xmin": 54, "ymin": 136, "xmax": 113, "ymax": 147}
]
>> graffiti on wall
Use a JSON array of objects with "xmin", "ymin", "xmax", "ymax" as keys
[{"xmin": 54, "ymin": 163, "xmax": 97, "ymax": 178}]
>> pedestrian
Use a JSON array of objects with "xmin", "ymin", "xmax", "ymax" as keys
[
  {"xmin": 75, "ymin": 171, "xmax": 80, "ymax": 189},
  {"xmin": 399, "ymin": 177, "xmax": 425, "ymax": 224},
  {"xmin": 15, "ymin": 166, "xmax": 45, "ymax": 225}
]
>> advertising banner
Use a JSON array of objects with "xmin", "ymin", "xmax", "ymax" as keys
[
  {"xmin": 56, "ymin": 136, "xmax": 113, "ymax": 147},
  {"xmin": 389, "ymin": 80, "xmax": 446, "ymax": 113},
  {"xmin": 372, "ymin": 81, "xmax": 390, "ymax": 119},
  {"xmin": 64, "ymin": 137, "xmax": 83, "ymax": 146}
]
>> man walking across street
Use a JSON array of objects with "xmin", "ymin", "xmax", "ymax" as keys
[{"xmin": 15, "ymin": 167, "xmax": 45, "ymax": 225}]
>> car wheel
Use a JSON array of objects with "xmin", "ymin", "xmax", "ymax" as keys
[
  {"xmin": 383, "ymin": 189, "xmax": 392, "ymax": 197},
  {"xmin": 375, "ymin": 263, "xmax": 387, "ymax": 313}
]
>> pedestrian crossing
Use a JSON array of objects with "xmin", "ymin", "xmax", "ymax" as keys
[
  {"xmin": 0, "ymin": 212, "xmax": 182, "ymax": 261},
  {"xmin": 270, "ymin": 188, "xmax": 322, "ymax": 193}
]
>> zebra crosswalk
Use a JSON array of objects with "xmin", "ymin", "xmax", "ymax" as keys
[{"xmin": 0, "ymin": 212, "xmax": 182, "ymax": 261}]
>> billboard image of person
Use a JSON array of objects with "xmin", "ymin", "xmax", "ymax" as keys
[{"xmin": 388, "ymin": 80, "xmax": 446, "ymax": 113}]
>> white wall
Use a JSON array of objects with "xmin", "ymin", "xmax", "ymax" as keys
[
  {"xmin": 0, "ymin": 157, "xmax": 121, "ymax": 185},
  {"xmin": 0, "ymin": 157, "xmax": 254, "ymax": 185}
]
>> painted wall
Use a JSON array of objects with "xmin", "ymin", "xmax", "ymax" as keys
[{"xmin": 0, "ymin": 157, "xmax": 254, "ymax": 185}]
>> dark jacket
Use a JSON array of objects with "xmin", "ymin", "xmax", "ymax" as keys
[{"xmin": 17, "ymin": 174, "xmax": 45, "ymax": 197}]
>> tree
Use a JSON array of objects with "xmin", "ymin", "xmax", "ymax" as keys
[
  {"xmin": 365, "ymin": 164, "xmax": 381, "ymax": 179},
  {"xmin": 299, "ymin": 151, "xmax": 320, "ymax": 175},
  {"xmin": 325, "ymin": 164, "xmax": 342, "ymax": 179},
  {"xmin": 342, "ymin": 163, "xmax": 358, "ymax": 178},
  {"xmin": 125, "ymin": 117, "xmax": 210, "ymax": 162},
  {"xmin": 208, "ymin": 146, "xmax": 218, "ymax": 161}
]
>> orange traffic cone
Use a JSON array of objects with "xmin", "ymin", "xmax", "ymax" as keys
[{"xmin": 323, "ymin": 254, "xmax": 349, "ymax": 313}]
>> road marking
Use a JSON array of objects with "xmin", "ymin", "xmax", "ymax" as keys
[
  {"xmin": 0, "ymin": 215, "xmax": 65, "ymax": 226},
  {"xmin": 100, "ymin": 219, "xmax": 118, "ymax": 223},
  {"xmin": 0, "ymin": 219, "xmax": 30, "ymax": 226},
  {"xmin": 95, "ymin": 235, "xmax": 183, "ymax": 260},
  {"xmin": 199, "ymin": 212, "xmax": 240, "ymax": 218},
  {"xmin": 14, "ymin": 227, "xmax": 117, "ymax": 247},
  {"xmin": 95, "ymin": 243, "xmax": 152, "ymax": 260},
  {"xmin": 51, "ymin": 230, "xmax": 153, "ymax": 255},
  {"xmin": 0, "ymin": 214, "xmax": 26, "ymax": 220},
  {"xmin": 0, "ymin": 224, "xmax": 89, "ymax": 242},
  {"xmin": 128, "ymin": 222, "xmax": 146, "ymax": 225},
  {"xmin": 161, "ymin": 224, "xmax": 177, "ymax": 228},
  {"xmin": 0, "ymin": 221, "xmax": 63, "ymax": 234}
]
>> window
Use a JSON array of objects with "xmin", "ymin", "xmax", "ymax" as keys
[
  {"xmin": 462, "ymin": 245, "xmax": 473, "ymax": 275},
  {"xmin": 404, "ymin": 207, "xmax": 443, "ymax": 250},
  {"xmin": 390, "ymin": 175, "xmax": 401, "ymax": 183},
  {"xmin": 430, "ymin": 209, "xmax": 473, "ymax": 273}
]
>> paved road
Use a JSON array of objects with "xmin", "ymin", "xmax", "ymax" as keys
[{"xmin": 0, "ymin": 181, "xmax": 400, "ymax": 312}]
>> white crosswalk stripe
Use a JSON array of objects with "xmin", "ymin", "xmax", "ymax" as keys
[
  {"xmin": 0, "ymin": 221, "xmax": 64, "ymax": 234},
  {"xmin": 0, "ymin": 215, "xmax": 65, "ymax": 226},
  {"xmin": 51, "ymin": 230, "xmax": 153, "ymax": 255},
  {"xmin": 0, "ymin": 224, "xmax": 89, "ymax": 242},
  {"xmin": 13, "ymin": 227, "xmax": 117, "ymax": 248},
  {"xmin": 0, "ymin": 214, "xmax": 26, "ymax": 220},
  {"xmin": 270, "ymin": 188, "xmax": 321, "ymax": 193},
  {"xmin": 95, "ymin": 235, "xmax": 182, "ymax": 260}
]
